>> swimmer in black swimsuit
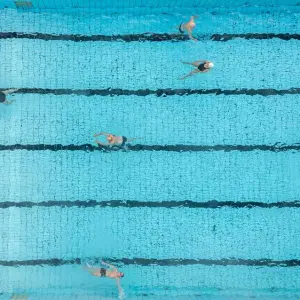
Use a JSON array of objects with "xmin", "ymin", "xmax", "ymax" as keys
[
  {"xmin": 179, "ymin": 59, "xmax": 214, "ymax": 80},
  {"xmin": 0, "ymin": 89, "xmax": 19, "ymax": 104},
  {"xmin": 178, "ymin": 23, "xmax": 184, "ymax": 33},
  {"xmin": 121, "ymin": 136, "xmax": 128, "ymax": 147},
  {"xmin": 84, "ymin": 261, "xmax": 124, "ymax": 294},
  {"xmin": 93, "ymin": 132, "xmax": 140, "ymax": 148},
  {"xmin": 177, "ymin": 16, "xmax": 198, "ymax": 41},
  {"xmin": 100, "ymin": 268, "xmax": 107, "ymax": 277}
]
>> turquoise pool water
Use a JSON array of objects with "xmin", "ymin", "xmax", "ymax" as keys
[{"xmin": 0, "ymin": 1, "xmax": 300, "ymax": 299}]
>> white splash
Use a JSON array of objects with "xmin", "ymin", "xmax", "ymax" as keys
[{"xmin": 118, "ymin": 287, "xmax": 126, "ymax": 300}]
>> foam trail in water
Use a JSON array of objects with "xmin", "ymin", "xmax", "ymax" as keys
[{"xmin": 118, "ymin": 287, "xmax": 126, "ymax": 300}]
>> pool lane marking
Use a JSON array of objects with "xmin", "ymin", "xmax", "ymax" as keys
[
  {"xmin": 1, "ymin": 200, "xmax": 300, "ymax": 209},
  {"xmin": 0, "ymin": 143, "xmax": 299, "ymax": 152},
  {"xmin": 1, "ymin": 257, "xmax": 300, "ymax": 267},
  {"xmin": 1, "ymin": 32, "xmax": 300, "ymax": 42},
  {"xmin": 3, "ymin": 87, "xmax": 300, "ymax": 97}
]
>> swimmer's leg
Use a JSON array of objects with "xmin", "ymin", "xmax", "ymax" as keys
[
  {"xmin": 187, "ymin": 30, "xmax": 197, "ymax": 41},
  {"xmin": 190, "ymin": 15, "xmax": 198, "ymax": 21},
  {"xmin": 83, "ymin": 264, "xmax": 102, "ymax": 276},
  {"xmin": 181, "ymin": 61, "xmax": 199, "ymax": 67},
  {"xmin": 2, "ymin": 88, "xmax": 19, "ymax": 95},
  {"xmin": 3, "ymin": 99, "xmax": 15, "ymax": 105},
  {"xmin": 179, "ymin": 69, "xmax": 199, "ymax": 80}
]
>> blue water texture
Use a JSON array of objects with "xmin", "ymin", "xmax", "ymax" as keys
[{"xmin": 0, "ymin": 1, "xmax": 300, "ymax": 299}]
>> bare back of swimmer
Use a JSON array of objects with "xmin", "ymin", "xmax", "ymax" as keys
[
  {"xmin": 93, "ymin": 132, "xmax": 140, "ymax": 148},
  {"xmin": 178, "ymin": 16, "xmax": 198, "ymax": 41}
]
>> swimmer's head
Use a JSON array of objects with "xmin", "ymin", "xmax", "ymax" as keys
[
  {"xmin": 119, "ymin": 272, "xmax": 124, "ymax": 278},
  {"xmin": 207, "ymin": 62, "xmax": 214, "ymax": 68}
]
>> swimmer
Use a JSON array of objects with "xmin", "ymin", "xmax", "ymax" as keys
[
  {"xmin": 93, "ymin": 132, "xmax": 140, "ymax": 148},
  {"xmin": 179, "ymin": 60, "xmax": 214, "ymax": 80},
  {"xmin": 0, "ymin": 89, "xmax": 19, "ymax": 104},
  {"xmin": 178, "ymin": 16, "xmax": 198, "ymax": 41},
  {"xmin": 84, "ymin": 261, "xmax": 124, "ymax": 293}
]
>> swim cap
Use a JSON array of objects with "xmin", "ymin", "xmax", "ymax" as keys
[{"xmin": 207, "ymin": 62, "xmax": 214, "ymax": 68}]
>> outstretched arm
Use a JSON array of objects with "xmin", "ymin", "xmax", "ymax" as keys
[
  {"xmin": 93, "ymin": 132, "xmax": 110, "ymax": 137},
  {"xmin": 179, "ymin": 69, "xmax": 199, "ymax": 80},
  {"xmin": 116, "ymin": 278, "xmax": 123, "ymax": 295}
]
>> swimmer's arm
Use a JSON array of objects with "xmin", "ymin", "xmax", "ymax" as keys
[
  {"xmin": 195, "ymin": 60, "xmax": 207, "ymax": 63},
  {"xmin": 93, "ymin": 132, "xmax": 109, "ymax": 137},
  {"xmin": 116, "ymin": 278, "xmax": 122, "ymax": 293},
  {"xmin": 179, "ymin": 70, "xmax": 199, "ymax": 80}
]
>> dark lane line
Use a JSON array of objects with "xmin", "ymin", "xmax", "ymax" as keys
[
  {"xmin": 212, "ymin": 33, "xmax": 300, "ymax": 41},
  {"xmin": 2, "ymin": 257, "xmax": 300, "ymax": 267},
  {"xmin": 0, "ymin": 143, "xmax": 299, "ymax": 152},
  {"xmin": 1, "ymin": 200, "xmax": 300, "ymax": 209},
  {"xmin": 1, "ymin": 32, "xmax": 300, "ymax": 42},
  {"xmin": 4, "ymin": 87, "xmax": 300, "ymax": 97}
]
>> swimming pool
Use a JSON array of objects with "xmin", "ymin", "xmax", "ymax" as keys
[{"xmin": 1, "ymin": 0, "xmax": 300, "ymax": 299}]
